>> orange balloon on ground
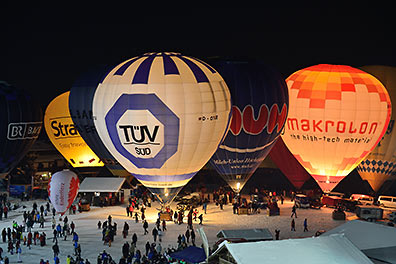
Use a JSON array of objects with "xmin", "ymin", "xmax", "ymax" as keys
[{"xmin": 282, "ymin": 64, "xmax": 391, "ymax": 192}]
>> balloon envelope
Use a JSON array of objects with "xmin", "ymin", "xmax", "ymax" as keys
[
  {"xmin": 269, "ymin": 137, "xmax": 311, "ymax": 189},
  {"xmin": 93, "ymin": 52, "xmax": 231, "ymax": 206},
  {"xmin": 44, "ymin": 92, "xmax": 104, "ymax": 167},
  {"xmin": 357, "ymin": 66, "xmax": 396, "ymax": 191},
  {"xmin": 47, "ymin": 170, "xmax": 79, "ymax": 215},
  {"xmin": 209, "ymin": 61, "xmax": 289, "ymax": 193},
  {"xmin": 69, "ymin": 67, "xmax": 130, "ymax": 177},
  {"xmin": 0, "ymin": 81, "xmax": 42, "ymax": 178},
  {"xmin": 282, "ymin": 64, "xmax": 391, "ymax": 192}
]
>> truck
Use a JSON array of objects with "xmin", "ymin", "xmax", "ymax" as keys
[
  {"xmin": 321, "ymin": 195, "xmax": 342, "ymax": 208},
  {"xmin": 355, "ymin": 205, "xmax": 383, "ymax": 222}
]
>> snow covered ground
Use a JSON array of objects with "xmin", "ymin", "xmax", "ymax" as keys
[{"xmin": 0, "ymin": 198, "xmax": 358, "ymax": 263}]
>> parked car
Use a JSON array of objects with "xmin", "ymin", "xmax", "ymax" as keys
[
  {"xmin": 356, "ymin": 205, "xmax": 383, "ymax": 222},
  {"xmin": 309, "ymin": 197, "xmax": 322, "ymax": 209},
  {"xmin": 295, "ymin": 194, "xmax": 310, "ymax": 209},
  {"xmin": 251, "ymin": 194, "xmax": 269, "ymax": 209},
  {"xmin": 78, "ymin": 198, "xmax": 90, "ymax": 211},
  {"xmin": 350, "ymin": 194, "xmax": 374, "ymax": 205},
  {"xmin": 378, "ymin": 196, "xmax": 396, "ymax": 208},
  {"xmin": 388, "ymin": 211, "xmax": 396, "ymax": 223},
  {"xmin": 338, "ymin": 198, "xmax": 359, "ymax": 212}
]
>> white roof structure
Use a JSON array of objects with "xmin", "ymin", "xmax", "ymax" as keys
[
  {"xmin": 323, "ymin": 220, "xmax": 396, "ymax": 250},
  {"xmin": 78, "ymin": 177, "xmax": 125, "ymax": 193},
  {"xmin": 323, "ymin": 220, "xmax": 396, "ymax": 263},
  {"xmin": 210, "ymin": 234, "xmax": 372, "ymax": 264},
  {"xmin": 216, "ymin": 228, "xmax": 273, "ymax": 241}
]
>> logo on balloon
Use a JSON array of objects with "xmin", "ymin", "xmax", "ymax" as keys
[
  {"xmin": 50, "ymin": 118, "xmax": 80, "ymax": 139},
  {"xmin": 105, "ymin": 93, "xmax": 179, "ymax": 169},
  {"xmin": 117, "ymin": 109, "xmax": 164, "ymax": 157},
  {"xmin": 230, "ymin": 103, "xmax": 287, "ymax": 136},
  {"xmin": 7, "ymin": 122, "xmax": 42, "ymax": 140}
]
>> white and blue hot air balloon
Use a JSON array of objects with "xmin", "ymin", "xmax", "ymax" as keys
[{"xmin": 93, "ymin": 52, "xmax": 231, "ymax": 206}]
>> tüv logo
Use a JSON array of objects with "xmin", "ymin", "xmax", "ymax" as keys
[
  {"xmin": 117, "ymin": 110, "xmax": 164, "ymax": 157},
  {"xmin": 105, "ymin": 94, "xmax": 179, "ymax": 169}
]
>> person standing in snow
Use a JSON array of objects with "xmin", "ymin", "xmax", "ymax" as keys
[
  {"xmin": 152, "ymin": 227, "xmax": 158, "ymax": 242},
  {"xmin": 143, "ymin": 220, "xmax": 148, "ymax": 235},
  {"xmin": 185, "ymin": 228, "xmax": 190, "ymax": 244},
  {"xmin": 191, "ymin": 228, "xmax": 196, "ymax": 246},
  {"xmin": 304, "ymin": 218, "xmax": 308, "ymax": 232},
  {"xmin": 291, "ymin": 204, "xmax": 297, "ymax": 218}
]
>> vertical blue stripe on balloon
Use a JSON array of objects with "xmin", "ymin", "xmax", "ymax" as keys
[
  {"xmin": 176, "ymin": 55, "xmax": 209, "ymax": 83},
  {"xmin": 162, "ymin": 53, "xmax": 179, "ymax": 75},
  {"xmin": 114, "ymin": 56, "xmax": 142, "ymax": 76},
  {"xmin": 132, "ymin": 55, "xmax": 156, "ymax": 84}
]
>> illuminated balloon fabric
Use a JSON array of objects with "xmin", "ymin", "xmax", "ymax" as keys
[
  {"xmin": 282, "ymin": 64, "xmax": 391, "ymax": 192},
  {"xmin": 209, "ymin": 61, "xmax": 289, "ymax": 193},
  {"xmin": 44, "ymin": 92, "xmax": 104, "ymax": 168},
  {"xmin": 357, "ymin": 66, "xmax": 396, "ymax": 191},
  {"xmin": 269, "ymin": 137, "xmax": 311, "ymax": 189},
  {"xmin": 69, "ymin": 67, "xmax": 130, "ymax": 177},
  {"xmin": 93, "ymin": 52, "xmax": 231, "ymax": 205},
  {"xmin": 47, "ymin": 170, "xmax": 79, "ymax": 215},
  {"xmin": 0, "ymin": 81, "xmax": 42, "ymax": 178}
]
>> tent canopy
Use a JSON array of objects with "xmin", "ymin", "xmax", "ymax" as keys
[
  {"xmin": 323, "ymin": 220, "xmax": 396, "ymax": 250},
  {"xmin": 78, "ymin": 177, "xmax": 125, "ymax": 193},
  {"xmin": 210, "ymin": 234, "xmax": 372, "ymax": 264},
  {"xmin": 216, "ymin": 228, "xmax": 273, "ymax": 241},
  {"xmin": 170, "ymin": 246, "xmax": 206, "ymax": 263},
  {"xmin": 323, "ymin": 220, "xmax": 396, "ymax": 263}
]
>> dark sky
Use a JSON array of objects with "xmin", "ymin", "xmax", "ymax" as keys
[{"xmin": 1, "ymin": 4, "xmax": 395, "ymax": 110}]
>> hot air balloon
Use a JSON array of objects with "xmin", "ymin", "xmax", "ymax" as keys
[
  {"xmin": 269, "ymin": 137, "xmax": 311, "ymax": 189},
  {"xmin": 69, "ymin": 67, "xmax": 130, "ymax": 177},
  {"xmin": 357, "ymin": 66, "xmax": 396, "ymax": 192},
  {"xmin": 44, "ymin": 91, "xmax": 104, "ymax": 167},
  {"xmin": 0, "ymin": 81, "xmax": 42, "ymax": 178},
  {"xmin": 92, "ymin": 52, "xmax": 231, "ymax": 206},
  {"xmin": 47, "ymin": 169, "xmax": 79, "ymax": 215},
  {"xmin": 282, "ymin": 64, "xmax": 391, "ymax": 192},
  {"xmin": 209, "ymin": 61, "xmax": 288, "ymax": 193}
]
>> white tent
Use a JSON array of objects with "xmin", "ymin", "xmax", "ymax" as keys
[
  {"xmin": 78, "ymin": 177, "xmax": 125, "ymax": 193},
  {"xmin": 209, "ymin": 234, "xmax": 373, "ymax": 264},
  {"xmin": 323, "ymin": 220, "xmax": 396, "ymax": 263}
]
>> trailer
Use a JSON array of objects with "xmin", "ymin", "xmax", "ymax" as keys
[{"xmin": 355, "ymin": 205, "xmax": 383, "ymax": 222}]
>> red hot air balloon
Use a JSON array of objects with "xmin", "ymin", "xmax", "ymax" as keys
[
  {"xmin": 47, "ymin": 170, "xmax": 80, "ymax": 215},
  {"xmin": 282, "ymin": 64, "xmax": 391, "ymax": 192},
  {"xmin": 269, "ymin": 137, "xmax": 311, "ymax": 189}
]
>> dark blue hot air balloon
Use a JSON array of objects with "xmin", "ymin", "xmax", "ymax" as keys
[
  {"xmin": 209, "ymin": 61, "xmax": 289, "ymax": 193},
  {"xmin": 68, "ymin": 67, "xmax": 130, "ymax": 177},
  {"xmin": 0, "ymin": 81, "xmax": 42, "ymax": 178}
]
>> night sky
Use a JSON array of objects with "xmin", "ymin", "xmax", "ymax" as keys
[{"xmin": 1, "ymin": 4, "xmax": 395, "ymax": 110}]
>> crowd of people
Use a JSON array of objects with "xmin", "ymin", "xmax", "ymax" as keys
[{"xmin": 0, "ymin": 186, "xmax": 304, "ymax": 264}]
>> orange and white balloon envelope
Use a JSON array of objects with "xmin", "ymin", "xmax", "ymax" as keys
[{"xmin": 282, "ymin": 64, "xmax": 391, "ymax": 192}]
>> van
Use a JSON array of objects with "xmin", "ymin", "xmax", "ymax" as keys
[
  {"xmin": 378, "ymin": 196, "xmax": 396, "ymax": 208},
  {"xmin": 356, "ymin": 205, "xmax": 383, "ymax": 222},
  {"xmin": 350, "ymin": 194, "xmax": 374, "ymax": 205}
]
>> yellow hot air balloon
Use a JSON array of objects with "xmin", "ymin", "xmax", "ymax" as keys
[
  {"xmin": 282, "ymin": 64, "xmax": 391, "ymax": 192},
  {"xmin": 357, "ymin": 66, "xmax": 396, "ymax": 191},
  {"xmin": 44, "ymin": 92, "xmax": 104, "ymax": 167}
]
